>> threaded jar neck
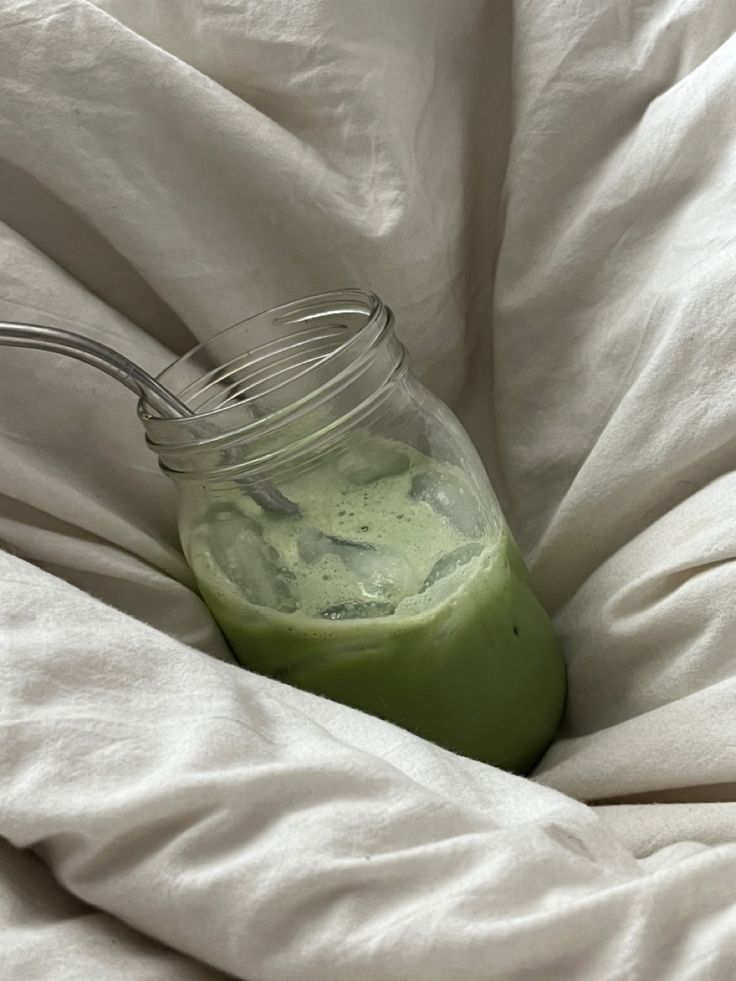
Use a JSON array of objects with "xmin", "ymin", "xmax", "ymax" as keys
[{"xmin": 139, "ymin": 289, "xmax": 406, "ymax": 483}]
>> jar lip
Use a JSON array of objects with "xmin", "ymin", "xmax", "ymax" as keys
[
  {"xmin": 141, "ymin": 287, "xmax": 387, "ymax": 425},
  {"xmin": 139, "ymin": 287, "xmax": 410, "ymax": 483}
]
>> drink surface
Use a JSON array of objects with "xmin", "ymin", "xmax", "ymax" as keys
[{"xmin": 190, "ymin": 437, "xmax": 566, "ymax": 772}]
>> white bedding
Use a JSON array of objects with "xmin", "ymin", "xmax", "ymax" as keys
[{"xmin": 2, "ymin": 1, "xmax": 736, "ymax": 977}]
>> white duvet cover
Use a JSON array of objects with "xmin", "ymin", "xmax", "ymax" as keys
[{"xmin": 2, "ymin": 1, "xmax": 736, "ymax": 977}]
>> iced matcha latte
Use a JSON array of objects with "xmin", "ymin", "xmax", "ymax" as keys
[{"xmin": 188, "ymin": 437, "xmax": 565, "ymax": 773}]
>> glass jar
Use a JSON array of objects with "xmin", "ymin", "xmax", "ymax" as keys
[{"xmin": 141, "ymin": 289, "xmax": 565, "ymax": 773}]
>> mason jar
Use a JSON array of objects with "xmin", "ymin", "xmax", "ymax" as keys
[{"xmin": 140, "ymin": 289, "xmax": 565, "ymax": 772}]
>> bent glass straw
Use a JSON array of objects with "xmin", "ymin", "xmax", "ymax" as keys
[{"xmin": 0, "ymin": 320, "xmax": 298, "ymax": 515}]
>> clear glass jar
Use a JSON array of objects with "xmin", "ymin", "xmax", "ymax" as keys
[{"xmin": 141, "ymin": 289, "xmax": 565, "ymax": 772}]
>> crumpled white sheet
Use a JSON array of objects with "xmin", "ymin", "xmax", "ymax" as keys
[{"xmin": 2, "ymin": 1, "xmax": 736, "ymax": 978}]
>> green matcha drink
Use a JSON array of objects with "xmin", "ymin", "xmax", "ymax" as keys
[{"xmin": 188, "ymin": 436, "xmax": 565, "ymax": 773}]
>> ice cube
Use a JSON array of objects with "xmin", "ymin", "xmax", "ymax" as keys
[
  {"xmin": 298, "ymin": 528, "xmax": 411, "ymax": 601},
  {"xmin": 334, "ymin": 539, "xmax": 411, "ymax": 600},
  {"xmin": 207, "ymin": 508, "xmax": 297, "ymax": 612},
  {"xmin": 410, "ymin": 471, "xmax": 484, "ymax": 537},
  {"xmin": 320, "ymin": 600, "xmax": 396, "ymax": 620},
  {"xmin": 336, "ymin": 441, "xmax": 410, "ymax": 485},
  {"xmin": 423, "ymin": 543, "xmax": 484, "ymax": 591},
  {"xmin": 298, "ymin": 527, "xmax": 377, "ymax": 563},
  {"xmin": 297, "ymin": 527, "xmax": 331, "ymax": 563}
]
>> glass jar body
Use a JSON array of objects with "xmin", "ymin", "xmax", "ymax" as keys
[{"xmin": 144, "ymin": 292, "xmax": 565, "ymax": 772}]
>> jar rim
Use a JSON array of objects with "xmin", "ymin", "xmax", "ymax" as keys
[
  {"xmin": 141, "ymin": 287, "xmax": 387, "ymax": 424},
  {"xmin": 138, "ymin": 287, "xmax": 405, "ymax": 482}
]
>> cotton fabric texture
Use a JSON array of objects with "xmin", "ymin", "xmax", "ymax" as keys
[{"xmin": 2, "ymin": 2, "xmax": 736, "ymax": 978}]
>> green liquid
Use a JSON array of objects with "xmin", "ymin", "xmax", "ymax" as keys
[{"xmin": 190, "ymin": 442, "xmax": 565, "ymax": 773}]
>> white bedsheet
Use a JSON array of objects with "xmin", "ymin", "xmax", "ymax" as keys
[{"xmin": 2, "ymin": 1, "xmax": 736, "ymax": 977}]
